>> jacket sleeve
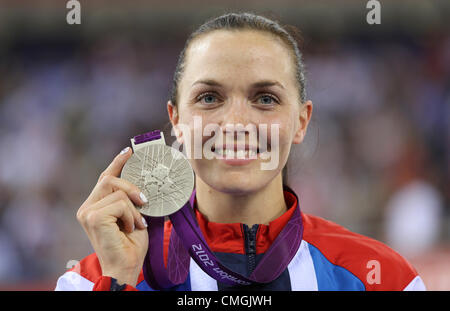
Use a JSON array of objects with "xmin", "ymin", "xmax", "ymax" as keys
[
  {"xmin": 55, "ymin": 272, "xmax": 138, "ymax": 291},
  {"xmin": 55, "ymin": 270, "xmax": 95, "ymax": 291},
  {"xmin": 54, "ymin": 253, "xmax": 139, "ymax": 291},
  {"xmin": 92, "ymin": 276, "xmax": 138, "ymax": 291},
  {"xmin": 402, "ymin": 276, "xmax": 426, "ymax": 291}
]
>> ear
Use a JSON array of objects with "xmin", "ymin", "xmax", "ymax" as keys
[
  {"xmin": 292, "ymin": 100, "xmax": 313, "ymax": 144},
  {"xmin": 167, "ymin": 100, "xmax": 178, "ymax": 125},
  {"xmin": 167, "ymin": 100, "xmax": 183, "ymax": 144}
]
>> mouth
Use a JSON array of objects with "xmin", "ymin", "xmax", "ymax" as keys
[{"xmin": 210, "ymin": 144, "xmax": 267, "ymax": 160}]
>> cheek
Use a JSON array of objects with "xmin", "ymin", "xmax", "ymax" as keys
[
  {"xmin": 264, "ymin": 113, "xmax": 297, "ymax": 170},
  {"xmin": 265, "ymin": 114, "xmax": 295, "ymax": 146},
  {"xmin": 175, "ymin": 108, "xmax": 204, "ymax": 142},
  {"xmin": 175, "ymin": 111, "xmax": 215, "ymax": 158}
]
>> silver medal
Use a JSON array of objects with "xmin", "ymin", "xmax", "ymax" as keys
[{"xmin": 121, "ymin": 144, "xmax": 194, "ymax": 217}]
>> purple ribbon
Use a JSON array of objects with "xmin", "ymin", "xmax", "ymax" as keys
[
  {"xmin": 134, "ymin": 131, "xmax": 161, "ymax": 144},
  {"xmin": 143, "ymin": 214, "xmax": 191, "ymax": 289},
  {"xmin": 143, "ymin": 189, "xmax": 303, "ymax": 289}
]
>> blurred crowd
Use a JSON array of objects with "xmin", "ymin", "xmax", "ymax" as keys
[{"xmin": 0, "ymin": 23, "xmax": 449, "ymax": 289}]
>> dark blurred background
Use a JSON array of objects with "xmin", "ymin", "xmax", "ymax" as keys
[{"xmin": 0, "ymin": 0, "xmax": 449, "ymax": 290}]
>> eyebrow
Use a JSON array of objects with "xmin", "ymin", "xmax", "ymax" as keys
[{"xmin": 191, "ymin": 79, "xmax": 285, "ymax": 90}]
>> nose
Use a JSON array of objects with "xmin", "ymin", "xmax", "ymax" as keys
[
  {"xmin": 220, "ymin": 97, "xmax": 256, "ymax": 142},
  {"xmin": 220, "ymin": 96, "xmax": 251, "ymax": 129}
]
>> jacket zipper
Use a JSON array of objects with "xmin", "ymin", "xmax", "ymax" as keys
[{"xmin": 243, "ymin": 224, "xmax": 259, "ymax": 276}]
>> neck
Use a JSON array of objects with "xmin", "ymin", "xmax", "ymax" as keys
[{"xmin": 195, "ymin": 175, "xmax": 287, "ymax": 226}]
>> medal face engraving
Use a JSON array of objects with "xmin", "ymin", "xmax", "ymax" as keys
[{"xmin": 121, "ymin": 144, "xmax": 194, "ymax": 217}]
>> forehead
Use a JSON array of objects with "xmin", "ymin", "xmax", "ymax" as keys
[{"xmin": 182, "ymin": 29, "xmax": 296, "ymax": 88}]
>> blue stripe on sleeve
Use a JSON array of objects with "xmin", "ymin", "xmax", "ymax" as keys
[{"xmin": 308, "ymin": 243, "xmax": 365, "ymax": 291}]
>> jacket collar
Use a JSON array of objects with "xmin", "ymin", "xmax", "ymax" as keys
[{"xmin": 192, "ymin": 187, "xmax": 300, "ymax": 255}]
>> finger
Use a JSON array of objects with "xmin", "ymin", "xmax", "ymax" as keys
[
  {"xmin": 98, "ymin": 146, "xmax": 132, "ymax": 183},
  {"xmin": 103, "ymin": 200, "xmax": 136, "ymax": 234},
  {"xmin": 85, "ymin": 175, "xmax": 148, "ymax": 207},
  {"xmin": 80, "ymin": 199, "xmax": 135, "ymax": 234},
  {"xmin": 89, "ymin": 190, "xmax": 148, "ymax": 230}
]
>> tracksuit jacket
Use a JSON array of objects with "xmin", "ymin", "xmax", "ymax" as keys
[{"xmin": 55, "ymin": 188, "xmax": 425, "ymax": 291}]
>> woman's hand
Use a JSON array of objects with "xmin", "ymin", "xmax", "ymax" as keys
[{"xmin": 76, "ymin": 147, "xmax": 149, "ymax": 287}]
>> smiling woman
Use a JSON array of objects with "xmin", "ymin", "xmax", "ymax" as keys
[
  {"xmin": 168, "ymin": 25, "xmax": 312, "ymax": 225},
  {"xmin": 55, "ymin": 11, "xmax": 426, "ymax": 291}
]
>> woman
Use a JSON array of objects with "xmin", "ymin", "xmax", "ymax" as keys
[{"xmin": 56, "ymin": 12, "xmax": 425, "ymax": 291}]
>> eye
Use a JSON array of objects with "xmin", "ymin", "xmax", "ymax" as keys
[
  {"xmin": 258, "ymin": 93, "xmax": 279, "ymax": 105},
  {"xmin": 197, "ymin": 92, "xmax": 218, "ymax": 104}
]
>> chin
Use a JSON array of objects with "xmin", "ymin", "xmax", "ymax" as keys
[
  {"xmin": 191, "ymin": 156, "xmax": 284, "ymax": 195},
  {"xmin": 206, "ymin": 169, "xmax": 278, "ymax": 195}
]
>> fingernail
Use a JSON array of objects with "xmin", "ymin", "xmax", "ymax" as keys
[
  {"xmin": 119, "ymin": 147, "xmax": 130, "ymax": 155},
  {"xmin": 142, "ymin": 217, "xmax": 148, "ymax": 227},
  {"xmin": 132, "ymin": 223, "xmax": 135, "ymax": 231},
  {"xmin": 139, "ymin": 192, "xmax": 148, "ymax": 203}
]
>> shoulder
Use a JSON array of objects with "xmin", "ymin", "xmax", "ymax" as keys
[
  {"xmin": 301, "ymin": 213, "xmax": 425, "ymax": 290},
  {"xmin": 55, "ymin": 253, "xmax": 99, "ymax": 291},
  {"xmin": 55, "ymin": 253, "xmax": 145, "ymax": 291},
  {"xmin": 55, "ymin": 222, "xmax": 175, "ymax": 291}
]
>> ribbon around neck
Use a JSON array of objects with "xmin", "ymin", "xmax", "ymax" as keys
[{"xmin": 143, "ymin": 187, "xmax": 303, "ymax": 290}]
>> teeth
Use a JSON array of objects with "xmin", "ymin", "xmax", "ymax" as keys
[
  {"xmin": 224, "ymin": 149, "xmax": 234, "ymax": 158},
  {"xmin": 213, "ymin": 149, "xmax": 258, "ymax": 159},
  {"xmin": 248, "ymin": 149, "xmax": 257, "ymax": 159},
  {"xmin": 236, "ymin": 150, "xmax": 245, "ymax": 159}
]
